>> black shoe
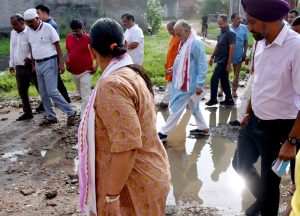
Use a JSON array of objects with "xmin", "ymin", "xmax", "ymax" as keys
[
  {"xmin": 219, "ymin": 99, "xmax": 234, "ymax": 106},
  {"xmin": 67, "ymin": 111, "xmax": 77, "ymax": 126},
  {"xmin": 245, "ymin": 201, "xmax": 261, "ymax": 216},
  {"xmin": 35, "ymin": 104, "xmax": 45, "ymax": 112},
  {"xmin": 39, "ymin": 117, "xmax": 58, "ymax": 126},
  {"xmin": 158, "ymin": 132, "xmax": 168, "ymax": 144},
  {"xmin": 158, "ymin": 102, "xmax": 168, "ymax": 108},
  {"xmin": 190, "ymin": 129, "xmax": 209, "ymax": 136},
  {"xmin": 228, "ymin": 120, "xmax": 240, "ymax": 126},
  {"xmin": 16, "ymin": 113, "xmax": 33, "ymax": 121},
  {"xmin": 205, "ymin": 100, "xmax": 218, "ymax": 106}
]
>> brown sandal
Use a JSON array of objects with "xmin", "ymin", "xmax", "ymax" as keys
[{"xmin": 39, "ymin": 118, "xmax": 58, "ymax": 126}]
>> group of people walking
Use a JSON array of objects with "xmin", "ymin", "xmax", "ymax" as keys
[
  {"xmin": 7, "ymin": 0, "xmax": 300, "ymax": 215},
  {"xmin": 158, "ymin": 0, "xmax": 300, "ymax": 215}
]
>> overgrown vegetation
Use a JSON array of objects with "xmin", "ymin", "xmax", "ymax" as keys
[
  {"xmin": 0, "ymin": 37, "xmax": 10, "ymax": 56},
  {"xmin": 147, "ymin": 0, "xmax": 164, "ymax": 34}
]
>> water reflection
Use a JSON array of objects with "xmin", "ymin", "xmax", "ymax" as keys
[
  {"xmin": 43, "ymin": 148, "xmax": 78, "ymax": 174},
  {"xmin": 157, "ymin": 104, "xmax": 253, "ymax": 215}
]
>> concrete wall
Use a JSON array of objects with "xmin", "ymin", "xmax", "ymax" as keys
[
  {"xmin": 163, "ymin": 0, "xmax": 198, "ymax": 19},
  {"xmin": 101, "ymin": 0, "xmax": 147, "ymax": 31},
  {"xmin": 229, "ymin": 0, "xmax": 245, "ymax": 19},
  {"xmin": 0, "ymin": 0, "xmax": 148, "ymax": 35},
  {"xmin": 163, "ymin": 0, "xmax": 179, "ymax": 18}
]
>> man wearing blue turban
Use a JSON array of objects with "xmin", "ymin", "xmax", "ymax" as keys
[{"xmin": 232, "ymin": 0, "xmax": 300, "ymax": 215}]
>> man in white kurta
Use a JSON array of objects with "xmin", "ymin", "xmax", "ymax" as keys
[
  {"xmin": 121, "ymin": 13, "xmax": 144, "ymax": 65},
  {"xmin": 158, "ymin": 20, "xmax": 209, "ymax": 144}
]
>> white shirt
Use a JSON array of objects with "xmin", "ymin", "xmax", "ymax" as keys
[
  {"xmin": 252, "ymin": 25, "xmax": 300, "ymax": 120},
  {"xmin": 9, "ymin": 26, "xmax": 30, "ymax": 67},
  {"xmin": 26, "ymin": 21, "xmax": 60, "ymax": 60},
  {"xmin": 124, "ymin": 24, "xmax": 144, "ymax": 65}
]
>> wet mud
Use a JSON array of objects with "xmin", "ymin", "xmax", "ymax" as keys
[{"xmin": 0, "ymin": 89, "xmax": 294, "ymax": 215}]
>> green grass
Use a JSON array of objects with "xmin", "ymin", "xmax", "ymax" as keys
[
  {"xmin": 0, "ymin": 37, "xmax": 10, "ymax": 56},
  {"xmin": 0, "ymin": 24, "xmax": 248, "ymax": 99},
  {"xmin": 143, "ymin": 28, "xmax": 169, "ymax": 86},
  {"xmin": 207, "ymin": 23, "xmax": 220, "ymax": 40}
]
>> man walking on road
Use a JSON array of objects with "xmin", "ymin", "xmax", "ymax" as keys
[
  {"xmin": 232, "ymin": 0, "xmax": 300, "ymax": 215},
  {"xmin": 9, "ymin": 14, "xmax": 43, "ymax": 121},
  {"xmin": 206, "ymin": 14, "xmax": 236, "ymax": 106},
  {"xmin": 159, "ymin": 21, "xmax": 180, "ymax": 108},
  {"xmin": 158, "ymin": 20, "xmax": 209, "ymax": 143},
  {"xmin": 35, "ymin": 4, "xmax": 71, "ymax": 103},
  {"xmin": 65, "ymin": 20, "xmax": 97, "ymax": 118},
  {"xmin": 24, "ymin": 9, "xmax": 76, "ymax": 126},
  {"xmin": 230, "ymin": 13, "xmax": 249, "ymax": 98}
]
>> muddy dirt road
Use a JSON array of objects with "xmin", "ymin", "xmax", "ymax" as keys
[{"xmin": 0, "ymin": 89, "xmax": 294, "ymax": 216}]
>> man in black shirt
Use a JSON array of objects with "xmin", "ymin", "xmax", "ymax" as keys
[{"xmin": 206, "ymin": 14, "xmax": 236, "ymax": 106}]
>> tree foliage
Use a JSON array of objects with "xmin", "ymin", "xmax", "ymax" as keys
[
  {"xmin": 147, "ymin": 0, "xmax": 164, "ymax": 34},
  {"xmin": 197, "ymin": 0, "xmax": 230, "ymax": 15}
]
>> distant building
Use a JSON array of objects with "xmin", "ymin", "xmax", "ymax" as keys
[{"xmin": 162, "ymin": 0, "xmax": 198, "ymax": 19}]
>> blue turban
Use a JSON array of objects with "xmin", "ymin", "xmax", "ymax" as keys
[{"xmin": 241, "ymin": 0, "xmax": 290, "ymax": 22}]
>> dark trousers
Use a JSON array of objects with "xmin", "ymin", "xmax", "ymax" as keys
[
  {"xmin": 232, "ymin": 114, "xmax": 295, "ymax": 216},
  {"xmin": 57, "ymin": 74, "xmax": 71, "ymax": 103},
  {"xmin": 16, "ymin": 65, "xmax": 39, "ymax": 114},
  {"xmin": 290, "ymin": 144, "xmax": 300, "ymax": 184},
  {"xmin": 210, "ymin": 63, "xmax": 233, "ymax": 101}
]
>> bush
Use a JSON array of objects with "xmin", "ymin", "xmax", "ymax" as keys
[{"xmin": 147, "ymin": 0, "xmax": 164, "ymax": 34}]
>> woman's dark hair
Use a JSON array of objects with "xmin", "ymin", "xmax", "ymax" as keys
[
  {"xmin": 90, "ymin": 18, "xmax": 154, "ymax": 96},
  {"xmin": 70, "ymin": 19, "xmax": 83, "ymax": 30},
  {"xmin": 90, "ymin": 18, "xmax": 126, "ymax": 57},
  {"xmin": 292, "ymin": 16, "xmax": 300, "ymax": 27},
  {"xmin": 127, "ymin": 65, "xmax": 154, "ymax": 96}
]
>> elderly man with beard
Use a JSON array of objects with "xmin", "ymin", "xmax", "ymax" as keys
[{"xmin": 232, "ymin": 0, "xmax": 300, "ymax": 215}]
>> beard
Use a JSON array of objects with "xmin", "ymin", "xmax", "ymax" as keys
[{"xmin": 251, "ymin": 32, "xmax": 264, "ymax": 41}]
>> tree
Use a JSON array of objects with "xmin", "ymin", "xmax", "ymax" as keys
[{"xmin": 147, "ymin": 0, "xmax": 164, "ymax": 34}]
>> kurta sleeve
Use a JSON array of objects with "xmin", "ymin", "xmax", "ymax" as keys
[
  {"xmin": 96, "ymin": 78, "xmax": 143, "ymax": 153},
  {"xmin": 192, "ymin": 40, "xmax": 208, "ymax": 88}
]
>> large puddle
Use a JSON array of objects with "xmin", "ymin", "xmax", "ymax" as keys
[
  {"xmin": 1, "ymin": 94, "xmax": 291, "ymax": 215},
  {"xmin": 157, "ymin": 103, "xmax": 255, "ymax": 215}
]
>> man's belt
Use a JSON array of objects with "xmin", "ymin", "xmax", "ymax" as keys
[{"xmin": 35, "ymin": 55, "xmax": 57, "ymax": 63}]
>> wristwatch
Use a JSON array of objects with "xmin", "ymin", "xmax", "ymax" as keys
[
  {"xmin": 105, "ymin": 195, "xmax": 120, "ymax": 203},
  {"xmin": 287, "ymin": 137, "xmax": 299, "ymax": 145}
]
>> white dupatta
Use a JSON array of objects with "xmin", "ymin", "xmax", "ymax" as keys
[
  {"xmin": 174, "ymin": 29, "xmax": 197, "ymax": 92},
  {"xmin": 78, "ymin": 54, "xmax": 133, "ymax": 216}
]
